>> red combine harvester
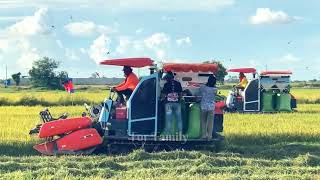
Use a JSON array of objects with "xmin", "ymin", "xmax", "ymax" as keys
[{"xmin": 29, "ymin": 57, "xmax": 226, "ymax": 155}]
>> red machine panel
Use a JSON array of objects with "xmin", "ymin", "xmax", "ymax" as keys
[
  {"xmin": 33, "ymin": 141, "xmax": 55, "ymax": 155},
  {"xmin": 116, "ymin": 107, "xmax": 127, "ymax": 120},
  {"xmin": 39, "ymin": 117, "xmax": 92, "ymax": 138},
  {"xmin": 56, "ymin": 128, "xmax": 103, "ymax": 152}
]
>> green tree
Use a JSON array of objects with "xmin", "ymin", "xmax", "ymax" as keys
[
  {"xmin": 203, "ymin": 60, "xmax": 228, "ymax": 84},
  {"xmin": 28, "ymin": 57, "xmax": 68, "ymax": 89},
  {"xmin": 11, "ymin": 72, "xmax": 21, "ymax": 86}
]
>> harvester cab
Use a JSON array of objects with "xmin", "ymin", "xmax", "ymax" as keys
[
  {"xmin": 226, "ymin": 68, "xmax": 297, "ymax": 113},
  {"xmin": 98, "ymin": 58, "xmax": 224, "ymax": 136}
]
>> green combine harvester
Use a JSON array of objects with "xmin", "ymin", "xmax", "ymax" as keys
[{"xmin": 225, "ymin": 68, "xmax": 297, "ymax": 113}]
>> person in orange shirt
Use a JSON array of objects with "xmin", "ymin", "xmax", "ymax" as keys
[{"xmin": 112, "ymin": 66, "xmax": 139, "ymax": 103}]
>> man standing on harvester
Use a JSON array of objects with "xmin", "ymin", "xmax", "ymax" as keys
[
  {"xmin": 112, "ymin": 66, "xmax": 139, "ymax": 103},
  {"xmin": 162, "ymin": 71, "xmax": 183, "ymax": 135}
]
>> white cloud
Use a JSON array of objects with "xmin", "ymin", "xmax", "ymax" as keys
[
  {"xmin": 176, "ymin": 37, "xmax": 192, "ymax": 46},
  {"xmin": 0, "ymin": 0, "xmax": 235, "ymax": 11},
  {"xmin": 164, "ymin": 59, "xmax": 187, "ymax": 63},
  {"xmin": 279, "ymin": 53, "xmax": 300, "ymax": 64},
  {"xmin": 0, "ymin": 0, "xmax": 89, "ymax": 9},
  {"xmin": 0, "ymin": 37, "xmax": 41, "ymax": 69},
  {"xmin": 65, "ymin": 21, "xmax": 117, "ymax": 37},
  {"xmin": 0, "ymin": 8, "xmax": 53, "ymax": 39},
  {"xmin": 155, "ymin": 49, "xmax": 166, "ymax": 59},
  {"xmin": 250, "ymin": 8, "xmax": 299, "ymax": 25},
  {"xmin": 0, "ymin": 8, "xmax": 77, "ymax": 76},
  {"xmin": 65, "ymin": 48, "xmax": 80, "ymax": 61},
  {"xmin": 133, "ymin": 41, "xmax": 144, "ymax": 51},
  {"xmin": 116, "ymin": 36, "xmax": 131, "ymax": 55},
  {"xmin": 249, "ymin": 59, "xmax": 262, "ymax": 67},
  {"xmin": 0, "ymin": 39, "xmax": 9, "ymax": 51},
  {"xmin": 80, "ymin": 48, "xmax": 87, "ymax": 54},
  {"xmin": 137, "ymin": 0, "xmax": 234, "ymax": 11},
  {"xmin": 113, "ymin": 33, "xmax": 171, "ymax": 60},
  {"xmin": 144, "ymin": 33, "xmax": 171, "ymax": 59},
  {"xmin": 161, "ymin": 16, "xmax": 176, "ymax": 22},
  {"xmin": 96, "ymin": 24, "xmax": 117, "ymax": 34},
  {"xmin": 89, "ymin": 34, "xmax": 111, "ymax": 64},
  {"xmin": 6, "ymin": 8, "xmax": 52, "ymax": 36},
  {"xmin": 17, "ymin": 51, "xmax": 40, "ymax": 69},
  {"xmin": 65, "ymin": 21, "xmax": 96, "ymax": 36},
  {"xmin": 0, "ymin": 16, "xmax": 27, "ymax": 22},
  {"xmin": 56, "ymin": 40, "xmax": 63, "ymax": 48},
  {"xmin": 0, "ymin": 8, "xmax": 69, "ymax": 78},
  {"xmin": 135, "ymin": 28, "xmax": 143, "ymax": 34},
  {"xmin": 248, "ymin": 59, "xmax": 264, "ymax": 71},
  {"xmin": 144, "ymin": 33, "xmax": 170, "ymax": 49}
]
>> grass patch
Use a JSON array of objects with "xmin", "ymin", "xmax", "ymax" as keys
[
  {"xmin": 0, "ymin": 150, "xmax": 319, "ymax": 179},
  {"xmin": 0, "ymin": 100, "xmax": 319, "ymax": 178}
]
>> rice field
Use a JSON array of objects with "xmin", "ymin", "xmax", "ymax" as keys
[
  {"xmin": 0, "ymin": 101, "xmax": 319, "ymax": 179},
  {"xmin": 0, "ymin": 91, "xmax": 104, "ymax": 106},
  {"xmin": 0, "ymin": 87, "xmax": 319, "ymax": 106}
]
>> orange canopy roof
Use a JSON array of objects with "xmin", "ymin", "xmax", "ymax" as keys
[
  {"xmin": 163, "ymin": 63, "xmax": 218, "ymax": 73},
  {"xmin": 227, "ymin": 68, "xmax": 257, "ymax": 73},
  {"xmin": 100, "ymin": 57, "xmax": 153, "ymax": 68},
  {"xmin": 260, "ymin": 71, "xmax": 292, "ymax": 76}
]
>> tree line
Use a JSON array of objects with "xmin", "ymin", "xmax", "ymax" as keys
[{"xmin": 9, "ymin": 57, "xmax": 228, "ymax": 89}]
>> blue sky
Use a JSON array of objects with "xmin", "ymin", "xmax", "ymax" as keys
[{"xmin": 0, "ymin": 0, "xmax": 319, "ymax": 80}]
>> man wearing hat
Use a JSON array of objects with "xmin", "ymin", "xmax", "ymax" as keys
[
  {"xmin": 162, "ymin": 71, "xmax": 183, "ymax": 135},
  {"xmin": 112, "ymin": 66, "xmax": 139, "ymax": 103}
]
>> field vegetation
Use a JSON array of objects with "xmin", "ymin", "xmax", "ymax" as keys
[
  {"xmin": 0, "ymin": 102, "xmax": 319, "ymax": 179},
  {"xmin": 0, "ymin": 86, "xmax": 319, "ymax": 106}
]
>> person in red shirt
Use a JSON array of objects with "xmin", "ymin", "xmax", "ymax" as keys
[
  {"xmin": 212, "ymin": 101, "xmax": 225, "ymax": 140},
  {"xmin": 112, "ymin": 66, "xmax": 139, "ymax": 103}
]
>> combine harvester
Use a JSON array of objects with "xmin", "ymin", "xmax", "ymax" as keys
[
  {"xmin": 29, "ymin": 58, "xmax": 226, "ymax": 155},
  {"xmin": 225, "ymin": 68, "xmax": 297, "ymax": 113}
]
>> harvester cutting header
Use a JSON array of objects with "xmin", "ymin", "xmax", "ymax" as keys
[{"xmin": 29, "ymin": 58, "xmax": 297, "ymax": 155}]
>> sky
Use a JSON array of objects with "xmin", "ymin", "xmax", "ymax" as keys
[{"xmin": 0, "ymin": 0, "xmax": 319, "ymax": 80}]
